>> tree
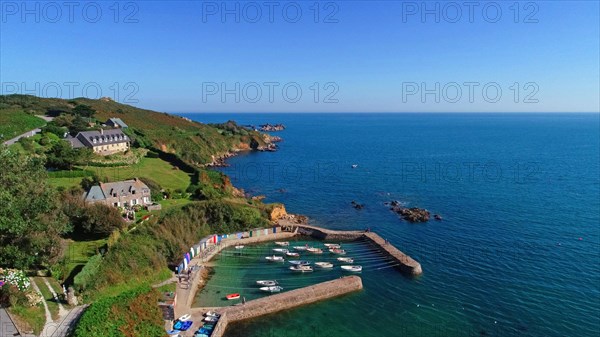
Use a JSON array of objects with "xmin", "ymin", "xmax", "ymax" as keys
[
  {"xmin": 0, "ymin": 148, "xmax": 70, "ymax": 269},
  {"xmin": 72, "ymin": 104, "xmax": 96, "ymax": 118},
  {"xmin": 45, "ymin": 141, "xmax": 82, "ymax": 170}
]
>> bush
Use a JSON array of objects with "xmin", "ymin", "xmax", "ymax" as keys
[{"xmin": 74, "ymin": 254, "xmax": 102, "ymax": 292}]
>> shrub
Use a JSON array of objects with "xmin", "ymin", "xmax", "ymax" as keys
[{"xmin": 74, "ymin": 254, "xmax": 102, "ymax": 292}]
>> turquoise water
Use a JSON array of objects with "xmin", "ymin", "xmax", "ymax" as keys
[{"xmin": 183, "ymin": 113, "xmax": 600, "ymax": 337}]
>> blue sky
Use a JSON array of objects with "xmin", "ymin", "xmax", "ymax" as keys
[{"xmin": 1, "ymin": 0, "xmax": 599, "ymax": 112}]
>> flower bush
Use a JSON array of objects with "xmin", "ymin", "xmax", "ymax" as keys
[{"xmin": 0, "ymin": 269, "xmax": 30, "ymax": 291}]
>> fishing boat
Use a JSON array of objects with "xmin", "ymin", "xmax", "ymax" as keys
[
  {"xmin": 293, "ymin": 246, "xmax": 308, "ymax": 251},
  {"xmin": 306, "ymin": 247, "xmax": 323, "ymax": 254},
  {"xmin": 289, "ymin": 265, "xmax": 313, "ymax": 272},
  {"xmin": 256, "ymin": 280, "xmax": 278, "ymax": 286},
  {"xmin": 204, "ymin": 316, "xmax": 219, "ymax": 322},
  {"xmin": 178, "ymin": 314, "xmax": 191, "ymax": 321},
  {"xmin": 341, "ymin": 265, "xmax": 362, "ymax": 272},
  {"xmin": 337, "ymin": 257, "xmax": 354, "ymax": 263},
  {"xmin": 226, "ymin": 293, "xmax": 240, "ymax": 300},
  {"xmin": 265, "ymin": 255, "xmax": 285, "ymax": 262},
  {"xmin": 286, "ymin": 251, "xmax": 300, "ymax": 257},
  {"xmin": 234, "ymin": 245, "xmax": 245, "ymax": 249},
  {"xmin": 260, "ymin": 285, "xmax": 283, "ymax": 293},
  {"xmin": 275, "ymin": 241, "xmax": 289, "ymax": 246},
  {"xmin": 329, "ymin": 248, "xmax": 346, "ymax": 255},
  {"xmin": 288, "ymin": 260, "xmax": 310, "ymax": 266},
  {"xmin": 205, "ymin": 311, "xmax": 220, "ymax": 318},
  {"xmin": 324, "ymin": 243, "xmax": 341, "ymax": 249},
  {"xmin": 166, "ymin": 330, "xmax": 180, "ymax": 335},
  {"xmin": 315, "ymin": 262, "xmax": 334, "ymax": 268},
  {"xmin": 272, "ymin": 248, "xmax": 289, "ymax": 253}
]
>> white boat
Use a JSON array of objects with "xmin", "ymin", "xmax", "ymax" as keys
[
  {"xmin": 265, "ymin": 255, "xmax": 284, "ymax": 262},
  {"xmin": 306, "ymin": 247, "xmax": 323, "ymax": 254},
  {"xmin": 352, "ymin": 164, "xmax": 358, "ymax": 168},
  {"xmin": 234, "ymin": 245, "xmax": 245, "ymax": 249},
  {"xmin": 286, "ymin": 252, "xmax": 300, "ymax": 257},
  {"xmin": 329, "ymin": 248, "xmax": 346, "ymax": 255},
  {"xmin": 205, "ymin": 311, "xmax": 221, "ymax": 318},
  {"xmin": 315, "ymin": 262, "xmax": 334, "ymax": 268},
  {"xmin": 293, "ymin": 246, "xmax": 308, "ymax": 251},
  {"xmin": 288, "ymin": 260, "xmax": 310, "ymax": 266},
  {"xmin": 260, "ymin": 285, "xmax": 283, "ymax": 293},
  {"xmin": 324, "ymin": 243, "xmax": 341, "ymax": 249},
  {"xmin": 256, "ymin": 280, "xmax": 278, "ymax": 286},
  {"xmin": 272, "ymin": 248, "xmax": 289, "ymax": 254},
  {"xmin": 337, "ymin": 257, "xmax": 354, "ymax": 263},
  {"xmin": 274, "ymin": 241, "xmax": 289, "ymax": 246},
  {"xmin": 178, "ymin": 314, "xmax": 191, "ymax": 321},
  {"xmin": 290, "ymin": 265, "xmax": 313, "ymax": 272},
  {"xmin": 341, "ymin": 265, "xmax": 362, "ymax": 272},
  {"xmin": 204, "ymin": 316, "xmax": 219, "ymax": 322}
]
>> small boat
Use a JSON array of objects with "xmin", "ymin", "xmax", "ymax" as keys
[
  {"xmin": 260, "ymin": 285, "xmax": 283, "ymax": 293},
  {"xmin": 323, "ymin": 243, "xmax": 341, "ymax": 249},
  {"xmin": 174, "ymin": 320, "xmax": 193, "ymax": 331},
  {"xmin": 205, "ymin": 311, "xmax": 220, "ymax": 318},
  {"xmin": 315, "ymin": 262, "xmax": 334, "ymax": 268},
  {"xmin": 329, "ymin": 248, "xmax": 346, "ymax": 255},
  {"xmin": 166, "ymin": 330, "xmax": 180, "ymax": 335},
  {"xmin": 256, "ymin": 280, "xmax": 278, "ymax": 286},
  {"xmin": 226, "ymin": 293, "xmax": 240, "ymax": 300},
  {"xmin": 204, "ymin": 316, "xmax": 218, "ymax": 322},
  {"xmin": 178, "ymin": 314, "xmax": 191, "ymax": 321},
  {"xmin": 352, "ymin": 164, "xmax": 358, "ymax": 168},
  {"xmin": 272, "ymin": 248, "xmax": 289, "ymax": 253},
  {"xmin": 306, "ymin": 247, "xmax": 323, "ymax": 254},
  {"xmin": 275, "ymin": 241, "xmax": 289, "ymax": 246},
  {"xmin": 290, "ymin": 265, "xmax": 313, "ymax": 272},
  {"xmin": 288, "ymin": 260, "xmax": 310, "ymax": 266},
  {"xmin": 265, "ymin": 255, "xmax": 285, "ymax": 262},
  {"xmin": 286, "ymin": 252, "xmax": 300, "ymax": 257},
  {"xmin": 293, "ymin": 246, "xmax": 308, "ymax": 251},
  {"xmin": 234, "ymin": 245, "xmax": 245, "ymax": 249},
  {"xmin": 337, "ymin": 257, "xmax": 354, "ymax": 263},
  {"xmin": 202, "ymin": 324, "xmax": 214, "ymax": 330},
  {"xmin": 341, "ymin": 265, "xmax": 362, "ymax": 272}
]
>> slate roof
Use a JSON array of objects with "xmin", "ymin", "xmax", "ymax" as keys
[
  {"xmin": 74, "ymin": 129, "xmax": 129, "ymax": 148},
  {"xmin": 83, "ymin": 179, "xmax": 150, "ymax": 202},
  {"xmin": 106, "ymin": 118, "xmax": 128, "ymax": 128}
]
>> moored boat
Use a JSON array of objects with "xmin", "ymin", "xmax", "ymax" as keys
[
  {"xmin": 288, "ymin": 260, "xmax": 310, "ymax": 266},
  {"xmin": 275, "ymin": 241, "xmax": 289, "ymax": 246},
  {"xmin": 205, "ymin": 311, "xmax": 220, "ymax": 318},
  {"xmin": 272, "ymin": 248, "xmax": 289, "ymax": 253},
  {"xmin": 324, "ymin": 243, "xmax": 341, "ymax": 249},
  {"xmin": 265, "ymin": 255, "xmax": 285, "ymax": 262},
  {"xmin": 178, "ymin": 314, "xmax": 191, "ymax": 321},
  {"xmin": 256, "ymin": 280, "xmax": 278, "ymax": 286},
  {"xmin": 293, "ymin": 246, "xmax": 308, "ymax": 251},
  {"xmin": 329, "ymin": 248, "xmax": 346, "ymax": 255},
  {"xmin": 286, "ymin": 251, "xmax": 300, "ymax": 257},
  {"xmin": 289, "ymin": 265, "xmax": 313, "ymax": 272},
  {"xmin": 337, "ymin": 257, "xmax": 354, "ymax": 263},
  {"xmin": 226, "ymin": 293, "xmax": 240, "ymax": 300},
  {"xmin": 315, "ymin": 262, "xmax": 334, "ymax": 268},
  {"xmin": 204, "ymin": 316, "xmax": 218, "ymax": 322},
  {"xmin": 234, "ymin": 245, "xmax": 244, "ymax": 249},
  {"xmin": 306, "ymin": 247, "xmax": 323, "ymax": 254},
  {"xmin": 341, "ymin": 265, "xmax": 362, "ymax": 272},
  {"xmin": 259, "ymin": 285, "xmax": 283, "ymax": 292}
]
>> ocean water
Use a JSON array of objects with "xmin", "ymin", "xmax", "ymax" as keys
[{"xmin": 182, "ymin": 113, "xmax": 600, "ymax": 337}]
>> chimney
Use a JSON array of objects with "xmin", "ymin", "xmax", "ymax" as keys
[{"xmin": 100, "ymin": 128, "xmax": 104, "ymax": 135}]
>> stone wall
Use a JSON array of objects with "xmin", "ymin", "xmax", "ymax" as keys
[
  {"xmin": 209, "ymin": 311, "xmax": 229, "ymax": 337},
  {"xmin": 363, "ymin": 232, "xmax": 423, "ymax": 276}
]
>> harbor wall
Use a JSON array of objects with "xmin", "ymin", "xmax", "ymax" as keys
[
  {"xmin": 209, "ymin": 312, "xmax": 229, "ymax": 337},
  {"xmin": 363, "ymin": 232, "xmax": 423, "ymax": 276}
]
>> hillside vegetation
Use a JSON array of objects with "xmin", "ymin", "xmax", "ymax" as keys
[{"xmin": 0, "ymin": 109, "xmax": 47, "ymax": 141}]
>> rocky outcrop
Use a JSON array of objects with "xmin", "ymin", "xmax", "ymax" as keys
[
  {"xmin": 259, "ymin": 123, "xmax": 285, "ymax": 131},
  {"xmin": 269, "ymin": 204, "xmax": 288, "ymax": 221},
  {"xmin": 351, "ymin": 200, "xmax": 364, "ymax": 210},
  {"xmin": 389, "ymin": 202, "xmax": 430, "ymax": 222}
]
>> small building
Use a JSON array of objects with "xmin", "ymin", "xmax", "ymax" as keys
[
  {"xmin": 67, "ymin": 128, "xmax": 130, "ymax": 155},
  {"xmin": 84, "ymin": 178, "xmax": 157, "ymax": 209},
  {"xmin": 106, "ymin": 117, "xmax": 128, "ymax": 129}
]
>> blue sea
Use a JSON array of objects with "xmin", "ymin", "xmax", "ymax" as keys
[{"xmin": 182, "ymin": 113, "xmax": 600, "ymax": 337}]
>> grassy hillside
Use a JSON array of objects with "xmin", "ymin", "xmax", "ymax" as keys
[
  {"xmin": 0, "ymin": 109, "xmax": 47, "ymax": 141},
  {"xmin": 0, "ymin": 95, "xmax": 270, "ymax": 165}
]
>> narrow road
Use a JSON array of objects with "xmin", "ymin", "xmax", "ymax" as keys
[{"xmin": 2, "ymin": 115, "xmax": 54, "ymax": 146}]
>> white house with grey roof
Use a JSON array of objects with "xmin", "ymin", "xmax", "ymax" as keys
[
  {"xmin": 84, "ymin": 178, "xmax": 159, "ymax": 209},
  {"xmin": 67, "ymin": 128, "xmax": 130, "ymax": 155}
]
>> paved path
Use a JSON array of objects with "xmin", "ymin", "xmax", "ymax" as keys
[
  {"xmin": 0, "ymin": 306, "xmax": 23, "ymax": 337},
  {"xmin": 2, "ymin": 115, "xmax": 53, "ymax": 146}
]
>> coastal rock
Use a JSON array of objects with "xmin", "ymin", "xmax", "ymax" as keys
[
  {"xmin": 351, "ymin": 200, "xmax": 364, "ymax": 210},
  {"xmin": 259, "ymin": 123, "xmax": 286, "ymax": 132},
  {"xmin": 434, "ymin": 214, "xmax": 443, "ymax": 221},
  {"xmin": 269, "ymin": 205, "xmax": 288, "ymax": 221},
  {"xmin": 390, "ymin": 204, "xmax": 430, "ymax": 223}
]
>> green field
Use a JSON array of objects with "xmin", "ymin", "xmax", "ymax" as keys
[
  {"xmin": 64, "ymin": 238, "xmax": 108, "ymax": 283},
  {"xmin": 86, "ymin": 157, "xmax": 193, "ymax": 191},
  {"xmin": 0, "ymin": 110, "xmax": 46, "ymax": 141}
]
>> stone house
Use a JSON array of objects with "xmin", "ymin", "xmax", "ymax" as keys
[
  {"xmin": 83, "ymin": 178, "xmax": 159, "ymax": 209},
  {"xmin": 67, "ymin": 128, "xmax": 130, "ymax": 155}
]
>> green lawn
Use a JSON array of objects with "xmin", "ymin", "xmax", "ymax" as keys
[
  {"xmin": 9, "ymin": 303, "xmax": 46, "ymax": 335},
  {"xmin": 85, "ymin": 157, "xmax": 193, "ymax": 191},
  {"xmin": 0, "ymin": 110, "xmax": 46, "ymax": 141},
  {"xmin": 64, "ymin": 239, "xmax": 107, "ymax": 282},
  {"xmin": 48, "ymin": 176, "xmax": 84, "ymax": 189},
  {"xmin": 33, "ymin": 277, "xmax": 60, "ymax": 321}
]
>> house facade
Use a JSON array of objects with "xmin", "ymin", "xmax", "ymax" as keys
[
  {"xmin": 67, "ymin": 128, "xmax": 130, "ymax": 155},
  {"xmin": 84, "ymin": 178, "xmax": 155, "ymax": 208}
]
